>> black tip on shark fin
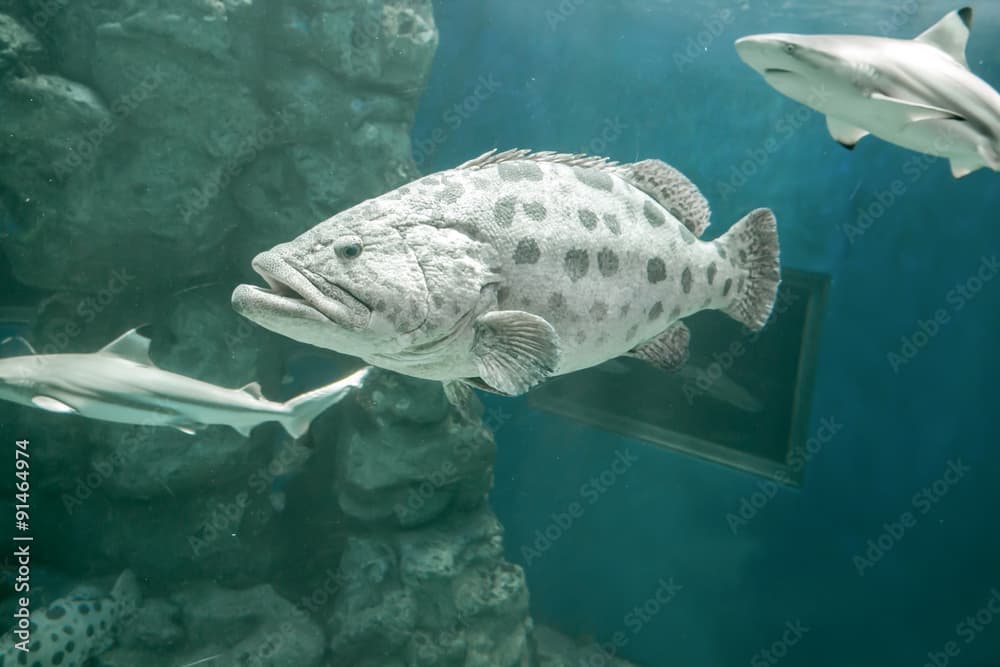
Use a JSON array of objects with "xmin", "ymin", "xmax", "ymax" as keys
[
  {"xmin": 958, "ymin": 7, "xmax": 973, "ymax": 29},
  {"xmin": 837, "ymin": 141, "xmax": 857, "ymax": 151}
]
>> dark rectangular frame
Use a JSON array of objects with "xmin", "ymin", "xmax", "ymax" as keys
[{"xmin": 527, "ymin": 268, "xmax": 829, "ymax": 486}]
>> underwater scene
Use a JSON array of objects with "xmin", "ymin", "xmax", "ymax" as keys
[{"xmin": 1, "ymin": 0, "xmax": 999, "ymax": 665}]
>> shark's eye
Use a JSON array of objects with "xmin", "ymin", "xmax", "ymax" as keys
[
  {"xmin": 335, "ymin": 238, "xmax": 363, "ymax": 259},
  {"xmin": 783, "ymin": 43, "xmax": 797, "ymax": 54}
]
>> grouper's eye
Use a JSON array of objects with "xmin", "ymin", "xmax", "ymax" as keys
[{"xmin": 335, "ymin": 237, "xmax": 363, "ymax": 259}]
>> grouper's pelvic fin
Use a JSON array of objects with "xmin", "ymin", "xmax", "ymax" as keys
[{"xmin": 717, "ymin": 208, "xmax": 781, "ymax": 331}]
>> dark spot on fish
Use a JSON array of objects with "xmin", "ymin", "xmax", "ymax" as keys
[
  {"xmin": 46, "ymin": 605, "xmax": 66, "ymax": 620},
  {"xmin": 739, "ymin": 249, "xmax": 748, "ymax": 264},
  {"xmin": 498, "ymin": 161, "xmax": 544, "ymax": 182},
  {"xmin": 548, "ymin": 292, "xmax": 566, "ymax": 311},
  {"xmin": 575, "ymin": 331, "xmax": 587, "ymax": 344},
  {"xmin": 717, "ymin": 246, "xmax": 727, "ymax": 260},
  {"xmin": 597, "ymin": 248, "xmax": 619, "ymax": 277},
  {"xmin": 50, "ymin": 633, "xmax": 59, "ymax": 642},
  {"xmin": 432, "ymin": 294, "xmax": 444, "ymax": 308},
  {"xmin": 494, "ymin": 195, "xmax": 517, "ymax": 227},
  {"xmin": 590, "ymin": 301, "xmax": 608, "ymax": 321},
  {"xmin": 702, "ymin": 297, "xmax": 712, "ymax": 308},
  {"xmin": 670, "ymin": 305, "xmax": 681, "ymax": 319},
  {"xmin": 680, "ymin": 226, "xmax": 696, "ymax": 244},
  {"xmin": 436, "ymin": 183, "xmax": 464, "ymax": 204},
  {"xmin": 99, "ymin": 620, "xmax": 106, "ymax": 630},
  {"xmin": 603, "ymin": 213, "xmax": 621, "ymax": 235},
  {"xmin": 648, "ymin": 301, "xmax": 663, "ymax": 321},
  {"xmin": 497, "ymin": 286, "xmax": 511, "ymax": 304},
  {"xmin": 578, "ymin": 209, "xmax": 598, "ymax": 230},
  {"xmin": 65, "ymin": 641, "xmax": 75, "ymax": 654},
  {"xmin": 573, "ymin": 166, "xmax": 613, "ymax": 192},
  {"xmin": 28, "ymin": 641, "xmax": 39, "ymax": 652},
  {"xmin": 62, "ymin": 625, "xmax": 73, "ymax": 635},
  {"xmin": 736, "ymin": 276, "xmax": 745, "ymax": 295},
  {"xmin": 647, "ymin": 257, "xmax": 667, "ymax": 284},
  {"xmin": 93, "ymin": 602, "xmax": 101, "ymax": 612},
  {"xmin": 375, "ymin": 300, "xmax": 387, "ymax": 313},
  {"xmin": 643, "ymin": 200, "xmax": 666, "ymax": 227},
  {"xmin": 619, "ymin": 304, "xmax": 630, "ymax": 317},
  {"xmin": 51, "ymin": 652, "xmax": 63, "ymax": 666},
  {"xmin": 723, "ymin": 278, "xmax": 733, "ymax": 297},
  {"xmin": 564, "ymin": 249, "xmax": 589, "ymax": 281},
  {"xmin": 78, "ymin": 603, "xmax": 89, "ymax": 614},
  {"xmin": 681, "ymin": 267, "xmax": 693, "ymax": 294},
  {"xmin": 707, "ymin": 262, "xmax": 717, "ymax": 285},
  {"xmin": 523, "ymin": 201, "xmax": 547, "ymax": 221},
  {"xmin": 85, "ymin": 626, "xmax": 94, "ymax": 637},
  {"xmin": 626, "ymin": 323, "xmax": 639, "ymax": 341},
  {"xmin": 514, "ymin": 238, "xmax": 540, "ymax": 264}
]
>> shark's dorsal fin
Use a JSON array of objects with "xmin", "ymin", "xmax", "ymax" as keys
[
  {"xmin": 98, "ymin": 328, "xmax": 153, "ymax": 365},
  {"xmin": 1, "ymin": 336, "xmax": 37, "ymax": 356},
  {"xmin": 240, "ymin": 382, "xmax": 264, "ymax": 399},
  {"xmin": 915, "ymin": 7, "xmax": 972, "ymax": 69}
]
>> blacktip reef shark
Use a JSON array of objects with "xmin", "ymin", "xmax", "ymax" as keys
[
  {"xmin": 0, "ymin": 328, "xmax": 370, "ymax": 437},
  {"xmin": 735, "ymin": 7, "xmax": 1000, "ymax": 178}
]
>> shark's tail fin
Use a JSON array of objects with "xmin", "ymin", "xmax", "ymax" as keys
[
  {"xmin": 717, "ymin": 208, "xmax": 781, "ymax": 331},
  {"xmin": 280, "ymin": 367, "xmax": 371, "ymax": 438}
]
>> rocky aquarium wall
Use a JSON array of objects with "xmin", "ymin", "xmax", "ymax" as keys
[{"xmin": 0, "ymin": 1, "xmax": 627, "ymax": 665}]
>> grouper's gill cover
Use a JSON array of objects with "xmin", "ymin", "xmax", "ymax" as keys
[{"xmin": 232, "ymin": 149, "xmax": 781, "ymax": 406}]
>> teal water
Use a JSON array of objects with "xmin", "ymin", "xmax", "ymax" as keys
[{"xmin": 0, "ymin": 1, "xmax": 997, "ymax": 666}]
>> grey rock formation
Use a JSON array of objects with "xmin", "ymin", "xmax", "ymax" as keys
[{"xmin": 324, "ymin": 371, "xmax": 536, "ymax": 666}]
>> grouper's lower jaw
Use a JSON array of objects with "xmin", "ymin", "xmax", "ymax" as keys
[{"xmin": 242, "ymin": 253, "xmax": 371, "ymax": 331}]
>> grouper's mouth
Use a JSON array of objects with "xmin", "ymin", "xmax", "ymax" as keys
[{"xmin": 233, "ymin": 253, "xmax": 371, "ymax": 330}]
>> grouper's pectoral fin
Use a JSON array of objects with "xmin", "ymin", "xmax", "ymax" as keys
[
  {"xmin": 625, "ymin": 322, "xmax": 690, "ymax": 372},
  {"xmin": 826, "ymin": 116, "xmax": 870, "ymax": 150},
  {"xmin": 471, "ymin": 310, "xmax": 561, "ymax": 396}
]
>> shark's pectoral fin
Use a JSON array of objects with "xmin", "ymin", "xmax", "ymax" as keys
[
  {"xmin": 950, "ymin": 157, "xmax": 981, "ymax": 179},
  {"xmin": 915, "ymin": 7, "xmax": 972, "ymax": 69},
  {"xmin": 977, "ymin": 144, "xmax": 1000, "ymax": 171},
  {"xmin": 174, "ymin": 425, "xmax": 200, "ymax": 436},
  {"xmin": 99, "ymin": 327, "xmax": 154, "ymax": 365},
  {"xmin": 471, "ymin": 311, "xmax": 561, "ymax": 396},
  {"xmin": 32, "ymin": 396, "xmax": 78, "ymax": 414},
  {"xmin": 233, "ymin": 424, "xmax": 254, "ymax": 437},
  {"xmin": 826, "ymin": 116, "xmax": 870, "ymax": 150},
  {"xmin": 868, "ymin": 92, "xmax": 966, "ymax": 124},
  {"xmin": 626, "ymin": 322, "xmax": 690, "ymax": 372}
]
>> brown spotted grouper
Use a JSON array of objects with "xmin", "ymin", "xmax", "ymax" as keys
[
  {"xmin": 232, "ymin": 149, "xmax": 781, "ymax": 410},
  {"xmin": 0, "ymin": 571, "xmax": 139, "ymax": 667}
]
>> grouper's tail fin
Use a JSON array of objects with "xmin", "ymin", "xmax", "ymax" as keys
[
  {"xmin": 280, "ymin": 366, "xmax": 371, "ymax": 438},
  {"xmin": 718, "ymin": 208, "xmax": 780, "ymax": 331}
]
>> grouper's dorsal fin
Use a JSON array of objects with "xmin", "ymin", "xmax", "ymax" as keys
[
  {"xmin": 616, "ymin": 160, "xmax": 711, "ymax": 237},
  {"xmin": 916, "ymin": 7, "xmax": 972, "ymax": 69},
  {"xmin": 98, "ymin": 328, "xmax": 153, "ymax": 365},
  {"xmin": 457, "ymin": 148, "xmax": 619, "ymax": 171}
]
